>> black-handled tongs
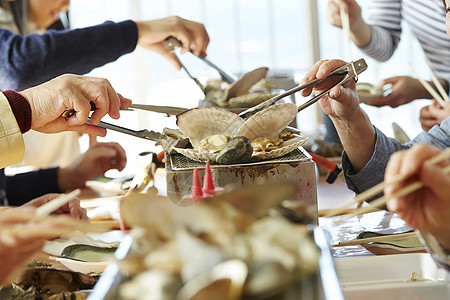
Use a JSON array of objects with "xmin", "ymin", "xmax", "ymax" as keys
[
  {"xmin": 166, "ymin": 37, "xmax": 237, "ymax": 88},
  {"xmin": 238, "ymin": 58, "xmax": 368, "ymax": 119}
]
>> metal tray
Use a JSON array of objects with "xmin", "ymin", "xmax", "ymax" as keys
[{"xmin": 88, "ymin": 226, "xmax": 344, "ymax": 300}]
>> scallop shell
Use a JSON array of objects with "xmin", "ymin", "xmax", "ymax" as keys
[
  {"xmin": 177, "ymin": 107, "xmax": 244, "ymax": 148},
  {"xmin": 172, "ymin": 147, "xmax": 219, "ymax": 163},
  {"xmin": 173, "ymin": 137, "xmax": 308, "ymax": 163},
  {"xmin": 251, "ymin": 137, "xmax": 308, "ymax": 161},
  {"xmin": 236, "ymin": 103, "xmax": 298, "ymax": 141}
]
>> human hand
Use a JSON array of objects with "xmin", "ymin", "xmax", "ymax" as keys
[
  {"xmin": 0, "ymin": 207, "xmax": 76, "ymax": 285},
  {"xmin": 19, "ymin": 74, "xmax": 132, "ymax": 136},
  {"xmin": 369, "ymin": 76, "xmax": 428, "ymax": 108},
  {"xmin": 327, "ymin": 0, "xmax": 362, "ymax": 29},
  {"xmin": 58, "ymin": 142, "xmax": 127, "ymax": 191},
  {"xmin": 136, "ymin": 16, "xmax": 210, "ymax": 69},
  {"xmin": 420, "ymin": 100, "xmax": 450, "ymax": 131},
  {"xmin": 299, "ymin": 59, "xmax": 360, "ymax": 120},
  {"xmin": 326, "ymin": 0, "xmax": 371, "ymax": 47},
  {"xmin": 385, "ymin": 144, "xmax": 450, "ymax": 249},
  {"xmin": 23, "ymin": 193, "xmax": 88, "ymax": 220}
]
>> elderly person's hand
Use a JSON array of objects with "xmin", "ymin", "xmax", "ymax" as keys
[
  {"xmin": 299, "ymin": 59, "xmax": 360, "ymax": 119},
  {"xmin": 136, "ymin": 16, "xmax": 210, "ymax": 69},
  {"xmin": 385, "ymin": 144, "xmax": 450, "ymax": 249},
  {"xmin": 299, "ymin": 59, "xmax": 376, "ymax": 172},
  {"xmin": 420, "ymin": 100, "xmax": 450, "ymax": 131},
  {"xmin": 58, "ymin": 142, "xmax": 127, "ymax": 191},
  {"xmin": 22, "ymin": 193, "xmax": 88, "ymax": 220},
  {"xmin": 19, "ymin": 74, "xmax": 132, "ymax": 136}
]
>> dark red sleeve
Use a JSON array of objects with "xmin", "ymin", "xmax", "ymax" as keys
[{"xmin": 2, "ymin": 90, "xmax": 31, "ymax": 133}]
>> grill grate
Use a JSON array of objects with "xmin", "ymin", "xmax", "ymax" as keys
[{"xmin": 169, "ymin": 147, "xmax": 311, "ymax": 171}]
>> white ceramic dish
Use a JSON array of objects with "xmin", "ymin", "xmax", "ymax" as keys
[{"xmin": 336, "ymin": 253, "xmax": 450, "ymax": 300}]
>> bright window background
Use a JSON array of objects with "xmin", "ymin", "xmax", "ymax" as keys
[{"xmin": 69, "ymin": 0, "xmax": 429, "ymax": 175}]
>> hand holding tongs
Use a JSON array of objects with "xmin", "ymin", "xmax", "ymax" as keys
[
  {"xmin": 238, "ymin": 58, "xmax": 368, "ymax": 119},
  {"xmin": 166, "ymin": 37, "xmax": 237, "ymax": 89}
]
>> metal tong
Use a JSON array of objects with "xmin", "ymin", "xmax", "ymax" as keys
[
  {"xmin": 238, "ymin": 58, "xmax": 368, "ymax": 119},
  {"xmin": 166, "ymin": 37, "xmax": 237, "ymax": 90},
  {"xmin": 87, "ymin": 118, "xmax": 162, "ymax": 142}
]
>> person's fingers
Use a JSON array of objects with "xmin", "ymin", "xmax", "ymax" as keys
[
  {"xmin": 67, "ymin": 124, "xmax": 107, "ymax": 137},
  {"xmin": 300, "ymin": 59, "xmax": 331, "ymax": 96},
  {"xmin": 117, "ymin": 93, "xmax": 132, "ymax": 109},
  {"xmin": 385, "ymin": 151, "xmax": 406, "ymax": 212},
  {"xmin": 185, "ymin": 21, "xmax": 209, "ymax": 56},
  {"xmin": 421, "ymin": 159, "xmax": 450, "ymax": 201},
  {"xmin": 87, "ymin": 78, "xmax": 119, "ymax": 123},
  {"xmin": 369, "ymin": 93, "xmax": 397, "ymax": 108},
  {"xmin": 326, "ymin": 0, "xmax": 342, "ymax": 27}
]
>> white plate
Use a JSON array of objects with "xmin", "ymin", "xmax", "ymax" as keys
[{"xmin": 336, "ymin": 253, "xmax": 450, "ymax": 300}]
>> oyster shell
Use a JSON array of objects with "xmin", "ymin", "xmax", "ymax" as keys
[
  {"xmin": 176, "ymin": 108, "xmax": 244, "ymax": 148},
  {"xmin": 219, "ymin": 67, "xmax": 269, "ymax": 106},
  {"xmin": 236, "ymin": 103, "xmax": 298, "ymax": 141},
  {"xmin": 216, "ymin": 137, "xmax": 253, "ymax": 164}
]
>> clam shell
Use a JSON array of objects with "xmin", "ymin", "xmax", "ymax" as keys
[
  {"xmin": 251, "ymin": 137, "xmax": 308, "ymax": 161},
  {"xmin": 236, "ymin": 103, "xmax": 298, "ymax": 141},
  {"xmin": 177, "ymin": 107, "xmax": 244, "ymax": 148}
]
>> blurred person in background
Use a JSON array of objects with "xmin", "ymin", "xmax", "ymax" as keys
[
  {"xmin": 325, "ymin": 0, "xmax": 450, "ymax": 143},
  {"xmin": 0, "ymin": 0, "xmax": 210, "ymax": 169}
]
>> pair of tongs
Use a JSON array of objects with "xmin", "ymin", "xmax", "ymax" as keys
[
  {"xmin": 238, "ymin": 58, "xmax": 368, "ymax": 119},
  {"xmin": 86, "ymin": 118, "xmax": 163, "ymax": 142},
  {"xmin": 166, "ymin": 37, "xmax": 237, "ymax": 91}
]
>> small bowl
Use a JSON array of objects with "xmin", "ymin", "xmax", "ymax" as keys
[{"xmin": 356, "ymin": 82, "xmax": 391, "ymax": 104}]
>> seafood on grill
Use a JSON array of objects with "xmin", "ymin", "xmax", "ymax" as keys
[
  {"xmin": 117, "ymin": 182, "xmax": 319, "ymax": 300},
  {"xmin": 204, "ymin": 67, "xmax": 279, "ymax": 108},
  {"xmin": 171, "ymin": 103, "xmax": 307, "ymax": 164}
]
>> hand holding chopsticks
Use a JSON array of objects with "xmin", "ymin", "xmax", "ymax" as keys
[
  {"xmin": 326, "ymin": 145, "xmax": 450, "ymax": 231},
  {"xmin": 410, "ymin": 62, "xmax": 450, "ymax": 108}
]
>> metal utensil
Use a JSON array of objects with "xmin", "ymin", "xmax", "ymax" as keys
[
  {"xmin": 166, "ymin": 37, "xmax": 205, "ymax": 94},
  {"xmin": 128, "ymin": 104, "xmax": 188, "ymax": 116},
  {"xmin": 238, "ymin": 58, "xmax": 368, "ymax": 119},
  {"xmin": 166, "ymin": 37, "xmax": 237, "ymax": 84},
  {"xmin": 87, "ymin": 118, "xmax": 162, "ymax": 142}
]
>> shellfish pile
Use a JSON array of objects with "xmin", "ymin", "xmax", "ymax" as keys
[
  {"xmin": 172, "ymin": 103, "xmax": 307, "ymax": 164},
  {"xmin": 116, "ymin": 182, "xmax": 319, "ymax": 300}
]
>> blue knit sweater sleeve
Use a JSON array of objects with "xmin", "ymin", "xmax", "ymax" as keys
[
  {"xmin": 4, "ymin": 168, "xmax": 60, "ymax": 206},
  {"xmin": 0, "ymin": 20, "xmax": 138, "ymax": 91}
]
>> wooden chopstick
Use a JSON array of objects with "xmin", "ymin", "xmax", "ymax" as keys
[
  {"xmin": 324, "ymin": 147, "xmax": 450, "ymax": 219},
  {"xmin": 340, "ymin": 6, "xmax": 352, "ymax": 60},
  {"xmin": 332, "ymin": 231, "xmax": 418, "ymax": 247},
  {"xmin": 35, "ymin": 189, "xmax": 81, "ymax": 217},
  {"xmin": 334, "ymin": 159, "xmax": 450, "ymax": 225},
  {"xmin": 424, "ymin": 60, "xmax": 450, "ymax": 103},
  {"xmin": 409, "ymin": 63, "xmax": 447, "ymax": 108}
]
